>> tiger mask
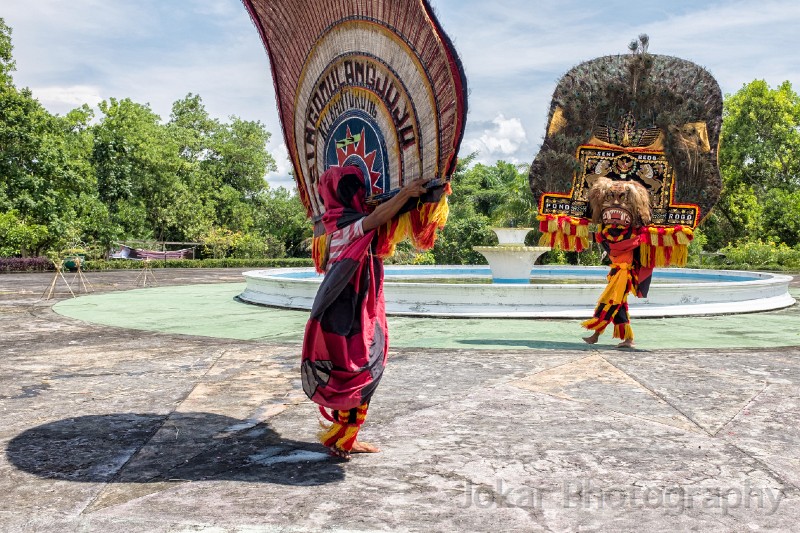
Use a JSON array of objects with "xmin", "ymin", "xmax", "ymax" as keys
[{"xmin": 588, "ymin": 177, "xmax": 652, "ymax": 228}]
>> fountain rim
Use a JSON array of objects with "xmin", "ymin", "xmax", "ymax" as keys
[
  {"xmin": 239, "ymin": 265, "xmax": 795, "ymax": 318},
  {"xmin": 242, "ymin": 265, "xmax": 794, "ymax": 284},
  {"xmin": 243, "ymin": 265, "xmax": 793, "ymax": 289}
]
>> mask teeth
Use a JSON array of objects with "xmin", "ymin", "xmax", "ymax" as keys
[{"xmin": 602, "ymin": 208, "xmax": 632, "ymax": 225}]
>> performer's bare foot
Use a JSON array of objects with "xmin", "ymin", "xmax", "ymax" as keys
[
  {"xmin": 583, "ymin": 332, "xmax": 600, "ymax": 344},
  {"xmin": 350, "ymin": 440, "xmax": 381, "ymax": 453},
  {"xmin": 616, "ymin": 340, "xmax": 635, "ymax": 349}
]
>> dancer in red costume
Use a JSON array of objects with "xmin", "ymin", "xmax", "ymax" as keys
[
  {"xmin": 300, "ymin": 166, "xmax": 441, "ymax": 459},
  {"xmin": 581, "ymin": 177, "xmax": 653, "ymax": 349}
]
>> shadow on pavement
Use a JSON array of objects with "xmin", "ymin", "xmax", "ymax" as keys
[
  {"xmin": 6, "ymin": 412, "xmax": 344, "ymax": 486},
  {"xmin": 457, "ymin": 339, "xmax": 596, "ymax": 350}
]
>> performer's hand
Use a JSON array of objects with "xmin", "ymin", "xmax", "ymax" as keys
[
  {"xmin": 362, "ymin": 178, "xmax": 429, "ymax": 231},
  {"xmin": 401, "ymin": 178, "xmax": 429, "ymax": 198}
]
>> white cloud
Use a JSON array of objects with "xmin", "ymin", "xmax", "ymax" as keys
[
  {"xmin": 3, "ymin": 0, "xmax": 278, "ymax": 123},
  {"xmin": 463, "ymin": 114, "xmax": 528, "ymax": 164},
  {"xmin": 29, "ymin": 85, "xmax": 103, "ymax": 109},
  {"xmin": 434, "ymin": 0, "xmax": 800, "ymax": 165},
  {"xmin": 4, "ymin": 0, "xmax": 800, "ymax": 179}
]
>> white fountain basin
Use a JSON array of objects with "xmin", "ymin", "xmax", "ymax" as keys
[
  {"xmin": 491, "ymin": 227, "xmax": 536, "ymax": 245},
  {"xmin": 239, "ymin": 265, "xmax": 796, "ymax": 318},
  {"xmin": 473, "ymin": 245, "xmax": 550, "ymax": 283}
]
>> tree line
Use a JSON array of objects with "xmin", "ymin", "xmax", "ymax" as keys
[
  {"xmin": 0, "ymin": 19, "xmax": 309, "ymax": 261},
  {"xmin": 1, "ymin": 18, "xmax": 798, "ymax": 267}
]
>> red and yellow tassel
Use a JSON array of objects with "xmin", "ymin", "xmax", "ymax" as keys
[
  {"xmin": 614, "ymin": 323, "xmax": 634, "ymax": 342},
  {"xmin": 377, "ymin": 190, "xmax": 450, "ymax": 258},
  {"xmin": 311, "ymin": 233, "xmax": 328, "ymax": 273},
  {"xmin": 639, "ymin": 225, "xmax": 693, "ymax": 268},
  {"xmin": 537, "ymin": 214, "xmax": 589, "ymax": 252},
  {"xmin": 318, "ymin": 403, "xmax": 369, "ymax": 453}
]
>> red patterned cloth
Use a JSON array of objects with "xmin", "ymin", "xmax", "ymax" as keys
[{"xmin": 300, "ymin": 166, "xmax": 388, "ymax": 412}]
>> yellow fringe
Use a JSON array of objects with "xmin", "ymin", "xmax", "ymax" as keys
[
  {"xmin": 655, "ymin": 246, "xmax": 667, "ymax": 267},
  {"xmin": 312, "ymin": 234, "xmax": 328, "ymax": 273},
  {"xmin": 598, "ymin": 264, "xmax": 632, "ymax": 304},
  {"xmin": 537, "ymin": 214, "xmax": 589, "ymax": 251},
  {"xmin": 392, "ymin": 211, "xmax": 413, "ymax": 245},
  {"xmin": 382, "ymin": 194, "xmax": 449, "ymax": 255},
  {"xmin": 639, "ymin": 226, "xmax": 694, "ymax": 268},
  {"xmin": 427, "ymin": 195, "xmax": 450, "ymax": 227},
  {"xmin": 640, "ymin": 242, "xmax": 651, "ymax": 267},
  {"xmin": 673, "ymin": 244, "xmax": 688, "ymax": 266},
  {"xmin": 336, "ymin": 426, "xmax": 360, "ymax": 449},
  {"xmin": 318, "ymin": 421, "xmax": 342, "ymax": 443}
]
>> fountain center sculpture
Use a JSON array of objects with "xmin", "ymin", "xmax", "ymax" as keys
[{"xmin": 472, "ymin": 228, "xmax": 550, "ymax": 283}]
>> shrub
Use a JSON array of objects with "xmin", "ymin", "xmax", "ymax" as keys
[
  {"xmin": 230, "ymin": 232, "xmax": 285, "ymax": 259},
  {"xmin": 432, "ymin": 216, "xmax": 494, "ymax": 264},
  {"xmin": 719, "ymin": 240, "xmax": 800, "ymax": 270},
  {"xmin": 540, "ymin": 248, "xmax": 567, "ymax": 265},
  {"xmin": 199, "ymin": 227, "xmax": 237, "ymax": 259},
  {"xmin": 0, "ymin": 211, "xmax": 49, "ymax": 257},
  {"xmin": 82, "ymin": 257, "xmax": 313, "ymax": 271},
  {"xmin": 0, "ymin": 257, "xmax": 54, "ymax": 272},
  {"xmin": 384, "ymin": 241, "xmax": 433, "ymax": 265},
  {"xmin": 412, "ymin": 252, "xmax": 436, "ymax": 265}
]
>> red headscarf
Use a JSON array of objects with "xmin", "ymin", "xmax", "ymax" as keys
[{"xmin": 319, "ymin": 166, "xmax": 370, "ymax": 233}]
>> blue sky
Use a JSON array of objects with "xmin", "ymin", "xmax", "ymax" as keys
[{"xmin": 3, "ymin": 0, "xmax": 799, "ymax": 189}]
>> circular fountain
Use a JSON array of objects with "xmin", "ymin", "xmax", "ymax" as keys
[
  {"xmin": 472, "ymin": 227, "xmax": 550, "ymax": 283},
  {"xmin": 239, "ymin": 264, "xmax": 795, "ymax": 319}
]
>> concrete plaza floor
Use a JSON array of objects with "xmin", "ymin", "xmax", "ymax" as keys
[{"xmin": 1, "ymin": 268, "xmax": 800, "ymax": 532}]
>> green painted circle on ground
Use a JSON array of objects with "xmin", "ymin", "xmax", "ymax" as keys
[{"xmin": 53, "ymin": 283, "xmax": 800, "ymax": 350}]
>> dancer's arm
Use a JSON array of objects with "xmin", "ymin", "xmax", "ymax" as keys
[{"xmin": 361, "ymin": 178, "xmax": 428, "ymax": 231}]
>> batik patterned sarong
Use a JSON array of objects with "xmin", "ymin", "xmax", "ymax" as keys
[{"xmin": 581, "ymin": 225, "xmax": 653, "ymax": 341}]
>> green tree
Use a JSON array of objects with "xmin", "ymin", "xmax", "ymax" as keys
[
  {"xmin": 706, "ymin": 80, "xmax": 800, "ymax": 248},
  {"xmin": 486, "ymin": 161, "xmax": 537, "ymax": 228},
  {"xmin": 0, "ymin": 210, "xmax": 48, "ymax": 256},
  {"xmin": 762, "ymin": 188, "xmax": 800, "ymax": 247},
  {"xmin": 702, "ymin": 182, "xmax": 764, "ymax": 249},
  {"xmin": 0, "ymin": 19, "xmax": 92, "ymax": 253},
  {"xmin": 167, "ymin": 94, "xmax": 224, "ymax": 240},
  {"xmin": 59, "ymin": 105, "xmax": 117, "ymax": 253},
  {"xmin": 253, "ymin": 186, "xmax": 311, "ymax": 257},
  {"xmin": 92, "ymin": 97, "xmax": 186, "ymax": 241},
  {"xmin": 210, "ymin": 116, "xmax": 275, "ymax": 197},
  {"xmin": 431, "ymin": 154, "xmax": 494, "ymax": 264},
  {"xmin": 0, "ymin": 18, "xmax": 295, "ymax": 260},
  {"xmin": 167, "ymin": 94, "xmax": 277, "ymax": 241},
  {"xmin": 446, "ymin": 155, "xmax": 504, "ymax": 218},
  {"xmin": 720, "ymin": 80, "xmax": 800, "ymax": 193},
  {"xmin": 0, "ymin": 18, "xmax": 15, "ymax": 86}
]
